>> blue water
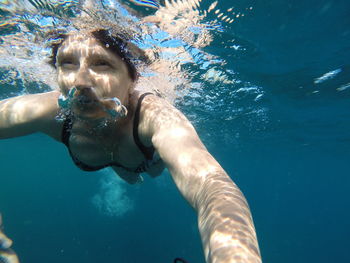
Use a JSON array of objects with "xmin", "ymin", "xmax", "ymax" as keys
[{"xmin": 1, "ymin": 0, "xmax": 350, "ymax": 262}]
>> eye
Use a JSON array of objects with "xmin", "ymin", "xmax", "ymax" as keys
[
  {"xmin": 92, "ymin": 60, "xmax": 113, "ymax": 70},
  {"xmin": 95, "ymin": 60, "xmax": 109, "ymax": 66},
  {"xmin": 58, "ymin": 59, "xmax": 77, "ymax": 70}
]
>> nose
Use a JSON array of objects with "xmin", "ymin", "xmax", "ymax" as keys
[{"xmin": 73, "ymin": 64, "xmax": 93, "ymax": 89}]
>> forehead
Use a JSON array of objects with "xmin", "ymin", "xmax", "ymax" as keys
[{"xmin": 57, "ymin": 35, "xmax": 116, "ymax": 59}]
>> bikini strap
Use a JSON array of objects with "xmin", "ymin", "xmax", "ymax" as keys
[{"xmin": 133, "ymin": 92, "xmax": 155, "ymax": 160}]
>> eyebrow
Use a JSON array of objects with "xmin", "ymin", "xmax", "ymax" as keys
[
  {"xmin": 57, "ymin": 49, "xmax": 122, "ymax": 66},
  {"xmin": 56, "ymin": 51, "xmax": 75, "ymax": 64},
  {"xmin": 88, "ymin": 52, "xmax": 122, "ymax": 65}
]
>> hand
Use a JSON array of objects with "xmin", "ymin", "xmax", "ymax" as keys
[{"xmin": 0, "ymin": 214, "xmax": 20, "ymax": 263}]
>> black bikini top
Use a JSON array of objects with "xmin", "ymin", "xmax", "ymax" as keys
[{"xmin": 61, "ymin": 92, "xmax": 156, "ymax": 173}]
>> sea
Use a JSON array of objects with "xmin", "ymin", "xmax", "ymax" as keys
[{"xmin": 0, "ymin": 0, "xmax": 349, "ymax": 263}]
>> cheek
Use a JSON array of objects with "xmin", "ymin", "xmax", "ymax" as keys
[
  {"xmin": 111, "ymin": 73, "xmax": 133, "ymax": 88},
  {"xmin": 96, "ymin": 75, "xmax": 124, "ymax": 91},
  {"xmin": 57, "ymin": 71, "xmax": 74, "ymax": 93},
  {"xmin": 58, "ymin": 71, "xmax": 75, "ymax": 85}
]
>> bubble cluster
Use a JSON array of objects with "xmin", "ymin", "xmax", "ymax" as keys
[{"xmin": 92, "ymin": 170, "xmax": 134, "ymax": 217}]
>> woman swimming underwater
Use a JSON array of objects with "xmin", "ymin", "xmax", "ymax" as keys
[{"xmin": 0, "ymin": 29, "xmax": 262, "ymax": 263}]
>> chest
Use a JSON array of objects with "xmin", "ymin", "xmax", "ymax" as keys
[{"xmin": 67, "ymin": 121, "xmax": 146, "ymax": 169}]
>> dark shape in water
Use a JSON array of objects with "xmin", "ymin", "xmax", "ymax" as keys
[{"xmin": 174, "ymin": 258, "xmax": 188, "ymax": 263}]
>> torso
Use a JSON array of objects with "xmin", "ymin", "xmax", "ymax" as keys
[
  {"xmin": 53, "ymin": 91, "xmax": 164, "ymax": 177},
  {"xmin": 68, "ymin": 116, "xmax": 143, "ymax": 169}
]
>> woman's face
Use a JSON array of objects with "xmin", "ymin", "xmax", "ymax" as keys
[{"xmin": 56, "ymin": 35, "xmax": 134, "ymax": 118}]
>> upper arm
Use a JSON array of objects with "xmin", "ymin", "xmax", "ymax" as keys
[
  {"xmin": 139, "ymin": 96, "xmax": 224, "ymax": 208},
  {"xmin": 0, "ymin": 91, "xmax": 62, "ymax": 139}
]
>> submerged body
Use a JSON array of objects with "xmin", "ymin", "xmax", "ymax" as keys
[{"xmin": 0, "ymin": 32, "xmax": 261, "ymax": 263}]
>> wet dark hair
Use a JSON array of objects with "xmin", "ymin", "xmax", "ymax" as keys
[{"xmin": 48, "ymin": 29, "xmax": 138, "ymax": 81}]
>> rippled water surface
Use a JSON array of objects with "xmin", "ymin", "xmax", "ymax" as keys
[{"xmin": 0, "ymin": 0, "xmax": 349, "ymax": 262}]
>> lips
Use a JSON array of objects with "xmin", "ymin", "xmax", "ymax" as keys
[{"xmin": 75, "ymin": 95, "xmax": 98, "ymax": 105}]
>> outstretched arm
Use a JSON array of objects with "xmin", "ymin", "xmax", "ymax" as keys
[
  {"xmin": 139, "ymin": 96, "xmax": 261, "ymax": 263},
  {"xmin": 0, "ymin": 91, "xmax": 61, "ymax": 140}
]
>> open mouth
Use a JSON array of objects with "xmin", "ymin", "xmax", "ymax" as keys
[
  {"xmin": 74, "ymin": 87, "xmax": 100, "ymax": 106},
  {"xmin": 75, "ymin": 95, "xmax": 98, "ymax": 105}
]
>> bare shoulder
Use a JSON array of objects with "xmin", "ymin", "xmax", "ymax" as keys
[
  {"xmin": 137, "ymin": 94, "xmax": 195, "ymax": 143},
  {"xmin": 139, "ymin": 94, "xmax": 193, "ymax": 132},
  {"xmin": 137, "ymin": 93, "xmax": 206, "ymax": 159}
]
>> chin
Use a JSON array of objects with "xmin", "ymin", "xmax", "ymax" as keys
[{"xmin": 72, "ymin": 104, "xmax": 108, "ymax": 120}]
